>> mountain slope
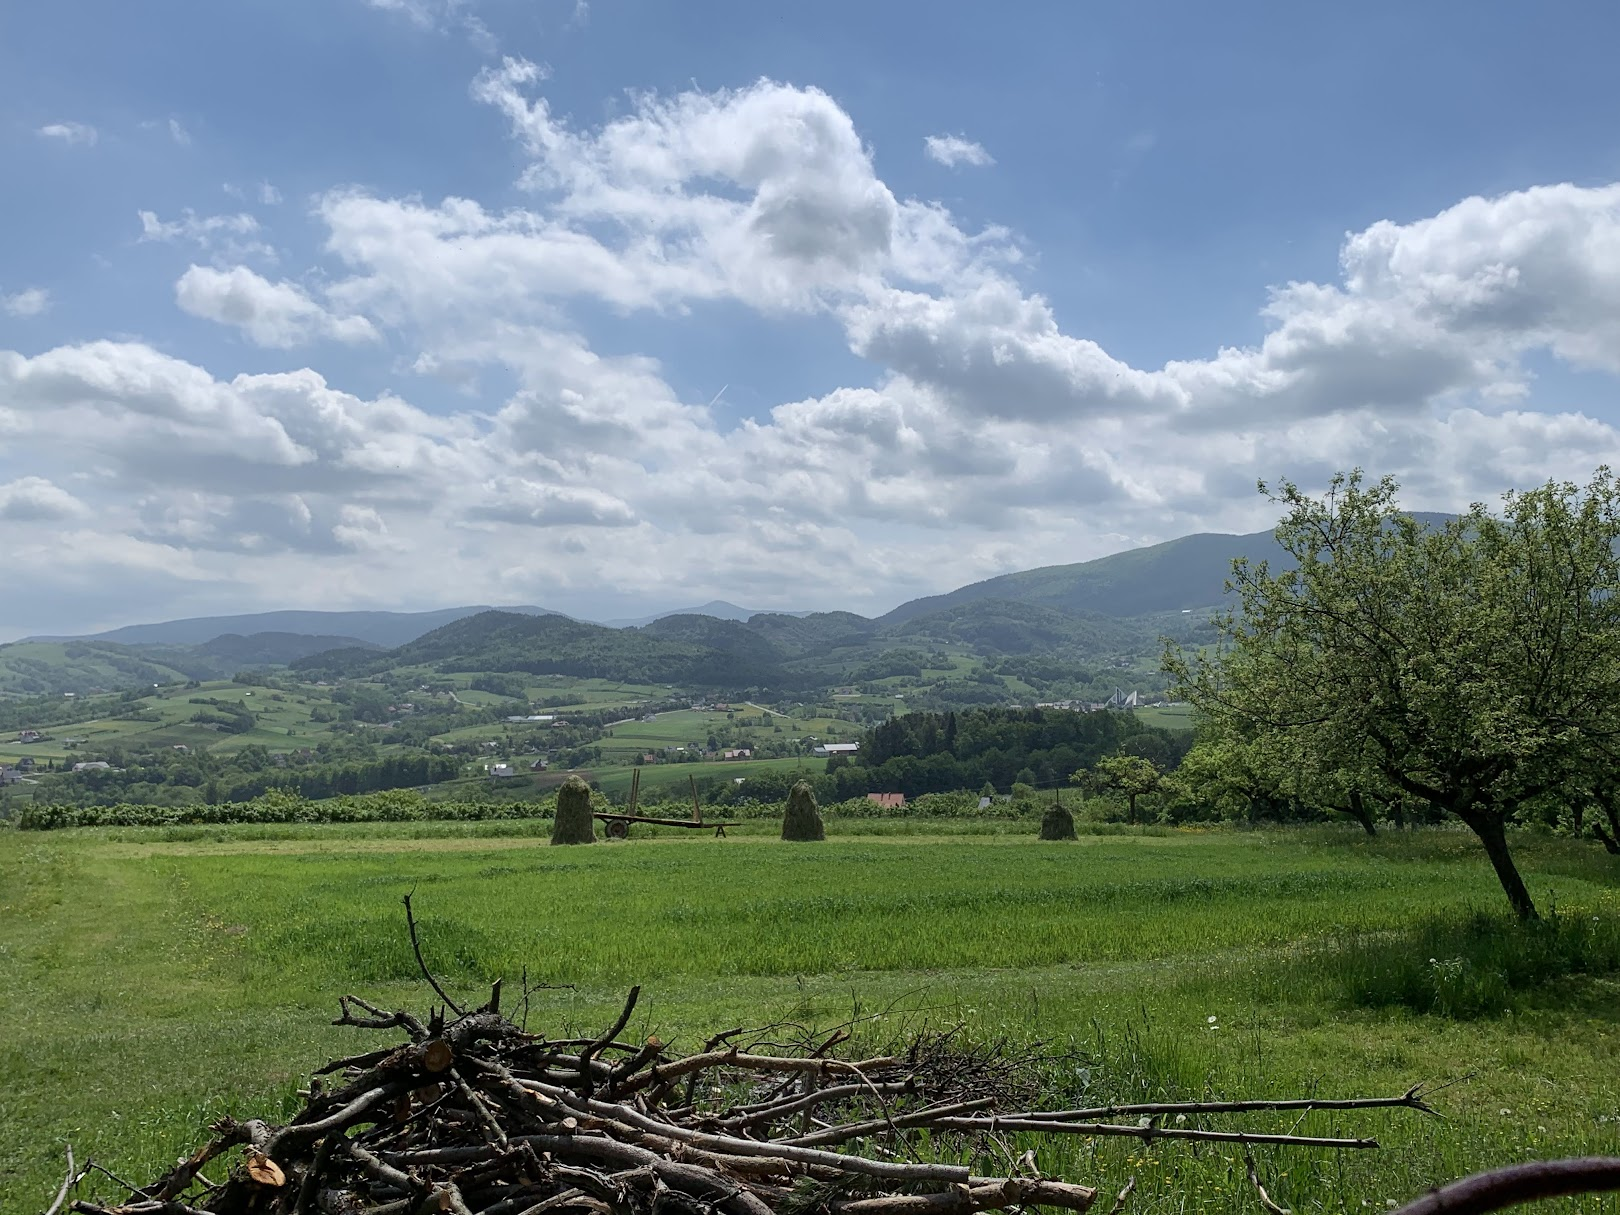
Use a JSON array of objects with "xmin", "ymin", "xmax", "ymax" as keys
[
  {"xmin": 881, "ymin": 529, "xmax": 1286, "ymax": 625},
  {"xmin": 291, "ymin": 610, "xmax": 785, "ymax": 686}
]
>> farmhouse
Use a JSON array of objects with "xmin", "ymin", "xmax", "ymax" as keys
[
  {"xmin": 813, "ymin": 742, "xmax": 860, "ymax": 758},
  {"xmin": 17, "ymin": 730, "xmax": 43, "ymax": 743},
  {"xmin": 722, "ymin": 748, "xmax": 753, "ymax": 760},
  {"xmin": 867, "ymin": 792, "xmax": 905, "ymax": 810},
  {"xmin": 0, "ymin": 766, "xmax": 21, "ymax": 786},
  {"xmin": 487, "ymin": 762, "xmax": 519, "ymax": 778}
]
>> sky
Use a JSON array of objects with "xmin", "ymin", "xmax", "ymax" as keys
[{"xmin": 5, "ymin": 1, "xmax": 1620, "ymax": 639}]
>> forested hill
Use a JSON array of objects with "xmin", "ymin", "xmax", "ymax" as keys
[{"xmin": 819, "ymin": 706, "xmax": 1192, "ymax": 798}]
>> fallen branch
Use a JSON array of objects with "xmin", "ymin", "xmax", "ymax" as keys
[{"xmin": 1390, "ymin": 1157, "xmax": 1620, "ymax": 1215}]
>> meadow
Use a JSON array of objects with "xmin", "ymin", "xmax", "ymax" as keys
[{"xmin": 2, "ymin": 825, "xmax": 1617, "ymax": 1213}]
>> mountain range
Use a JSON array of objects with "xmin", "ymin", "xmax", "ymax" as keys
[{"xmin": 2, "ymin": 524, "xmax": 1303, "ymax": 697}]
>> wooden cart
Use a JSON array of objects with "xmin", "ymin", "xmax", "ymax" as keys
[{"xmin": 594, "ymin": 769, "xmax": 736, "ymax": 838}]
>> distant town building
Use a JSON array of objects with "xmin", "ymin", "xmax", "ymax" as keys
[{"xmin": 487, "ymin": 762, "xmax": 518, "ymax": 778}]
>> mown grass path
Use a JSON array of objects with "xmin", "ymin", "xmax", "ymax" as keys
[{"xmin": 2, "ymin": 826, "xmax": 1618, "ymax": 1213}]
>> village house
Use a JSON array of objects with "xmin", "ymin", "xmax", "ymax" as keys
[
  {"xmin": 487, "ymin": 762, "xmax": 518, "ymax": 778},
  {"xmin": 17, "ymin": 730, "xmax": 43, "ymax": 744},
  {"xmin": 722, "ymin": 748, "xmax": 753, "ymax": 760},
  {"xmin": 866, "ymin": 792, "xmax": 905, "ymax": 810},
  {"xmin": 0, "ymin": 766, "xmax": 22, "ymax": 786}
]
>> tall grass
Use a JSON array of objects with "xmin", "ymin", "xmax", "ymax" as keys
[{"xmin": 1307, "ymin": 908, "xmax": 1620, "ymax": 1018}]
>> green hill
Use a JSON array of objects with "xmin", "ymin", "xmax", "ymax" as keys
[{"xmin": 880, "ymin": 528, "xmax": 1286, "ymax": 624}]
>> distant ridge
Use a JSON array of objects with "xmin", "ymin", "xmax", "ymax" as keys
[
  {"xmin": 27, "ymin": 605, "xmax": 562, "ymax": 650},
  {"xmin": 603, "ymin": 600, "xmax": 811, "ymax": 628}
]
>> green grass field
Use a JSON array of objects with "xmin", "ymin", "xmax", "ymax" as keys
[
  {"xmin": 0, "ymin": 681, "xmax": 353, "ymax": 764},
  {"xmin": 2, "ymin": 826, "xmax": 1618, "ymax": 1212}
]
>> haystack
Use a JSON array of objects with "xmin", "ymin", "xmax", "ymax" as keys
[
  {"xmin": 1040, "ymin": 802, "xmax": 1077, "ymax": 840},
  {"xmin": 781, "ymin": 779, "xmax": 825, "ymax": 841},
  {"xmin": 550, "ymin": 775, "xmax": 597, "ymax": 845}
]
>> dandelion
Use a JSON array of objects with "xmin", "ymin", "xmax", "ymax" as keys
[
  {"xmin": 1207, "ymin": 1015, "xmax": 1218, "ymax": 1023},
  {"xmin": 1499, "ymin": 1108, "xmax": 1513, "ymax": 1116}
]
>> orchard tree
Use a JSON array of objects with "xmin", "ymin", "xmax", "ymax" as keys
[
  {"xmin": 1165, "ymin": 469, "xmax": 1620, "ymax": 920},
  {"xmin": 1074, "ymin": 754, "xmax": 1165, "ymax": 824}
]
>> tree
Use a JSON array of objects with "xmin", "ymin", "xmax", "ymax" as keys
[
  {"xmin": 551, "ymin": 776, "xmax": 597, "ymax": 845},
  {"xmin": 1075, "ymin": 755, "xmax": 1165, "ymax": 824},
  {"xmin": 1165, "ymin": 469, "xmax": 1620, "ymax": 920},
  {"xmin": 781, "ymin": 781, "xmax": 825, "ymax": 841}
]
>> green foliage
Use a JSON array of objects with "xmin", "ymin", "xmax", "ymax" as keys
[
  {"xmin": 1167, "ymin": 468, "xmax": 1620, "ymax": 920},
  {"xmin": 1075, "ymin": 755, "xmax": 1166, "ymax": 824},
  {"xmin": 16, "ymin": 789, "xmax": 551, "ymax": 829}
]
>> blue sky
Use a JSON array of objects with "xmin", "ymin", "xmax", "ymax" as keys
[{"xmin": 4, "ymin": 1, "xmax": 1620, "ymax": 638}]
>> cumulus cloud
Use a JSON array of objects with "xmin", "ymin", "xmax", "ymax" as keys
[
  {"xmin": 176, "ymin": 265, "xmax": 380, "ymax": 348},
  {"xmin": 8, "ymin": 71, "xmax": 1620, "ymax": 636},
  {"xmin": 1, "ymin": 288, "xmax": 49, "ymax": 318},
  {"xmin": 38, "ymin": 121, "xmax": 97, "ymax": 146},
  {"xmin": 169, "ymin": 117, "xmax": 192, "ymax": 146},
  {"xmin": 924, "ymin": 134, "xmax": 993, "ymax": 168},
  {"xmin": 0, "ymin": 477, "xmax": 90, "ymax": 521}
]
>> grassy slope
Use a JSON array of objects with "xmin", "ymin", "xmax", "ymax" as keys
[
  {"xmin": 0, "ymin": 681, "xmax": 350, "ymax": 764},
  {"xmin": 2, "ymin": 826, "xmax": 1618, "ymax": 1212}
]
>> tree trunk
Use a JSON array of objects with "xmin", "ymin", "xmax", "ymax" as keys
[
  {"xmin": 1596, "ymin": 802, "xmax": 1620, "ymax": 855},
  {"xmin": 1343, "ymin": 791, "xmax": 1377, "ymax": 836},
  {"xmin": 1126, "ymin": 793, "xmax": 1137, "ymax": 825},
  {"xmin": 1463, "ymin": 810, "xmax": 1539, "ymax": 921}
]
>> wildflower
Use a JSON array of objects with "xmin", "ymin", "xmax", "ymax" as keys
[
  {"xmin": 1499, "ymin": 1108, "xmax": 1513, "ymax": 1116},
  {"xmin": 1207, "ymin": 1015, "xmax": 1218, "ymax": 1023}
]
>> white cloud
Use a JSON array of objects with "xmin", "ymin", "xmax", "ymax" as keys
[
  {"xmin": 1, "ymin": 288, "xmax": 50, "ymax": 318},
  {"xmin": 363, "ymin": 0, "xmax": 495, "ymax": 50},
  {"xmin": 924, "ymin": 134, "xmax": 993, "ymax": 168},
  {"xmin": 138, "ymin": 209, "xmax": 275, "ymax": 261},
  {"xmin": 9, "ymin": 72, "xmax": 1620, "ymax": 635},
  {"xmin": 38, "ymin": 121, "xmax": 97, "ymax": 146},
  {"xmin": 0, "ymin": 477, "xmax": 90, "ymax": 522},
  {"xmin": 259, "ymin": 182, "xmax": 283, "ymax": 205},
  {"xmin": 175, "ymin": 264, "xmax": 380, "ymax": 348},
  {"xmin": 169, "ymin": 118, "xmax": 192, "ymax": 146}
]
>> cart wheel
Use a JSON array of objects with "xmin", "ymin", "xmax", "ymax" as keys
[{"xmin": 606, "ymin": 819, "xmax": 629, "ymax": 839}]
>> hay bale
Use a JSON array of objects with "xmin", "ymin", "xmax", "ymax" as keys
[
  {"xmin": 551, "ymin": 776, "xmax": 597, "ymax": 845},
  {"xmin": 781, "ymin": 780, "xmax": 825, "ymax": 841},
  {"xmin": 1039, "ymin": 804, "xmax": 1076, "ymax": 840}
]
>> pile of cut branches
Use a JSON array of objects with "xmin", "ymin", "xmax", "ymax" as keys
[
  {"xmin": 54, "ymin": 897, "xmax": 1438, "ymax": 1215},
  {"xmin": 60, "ymin": 984, "xmax": 1437, "ymax": 1215}
]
